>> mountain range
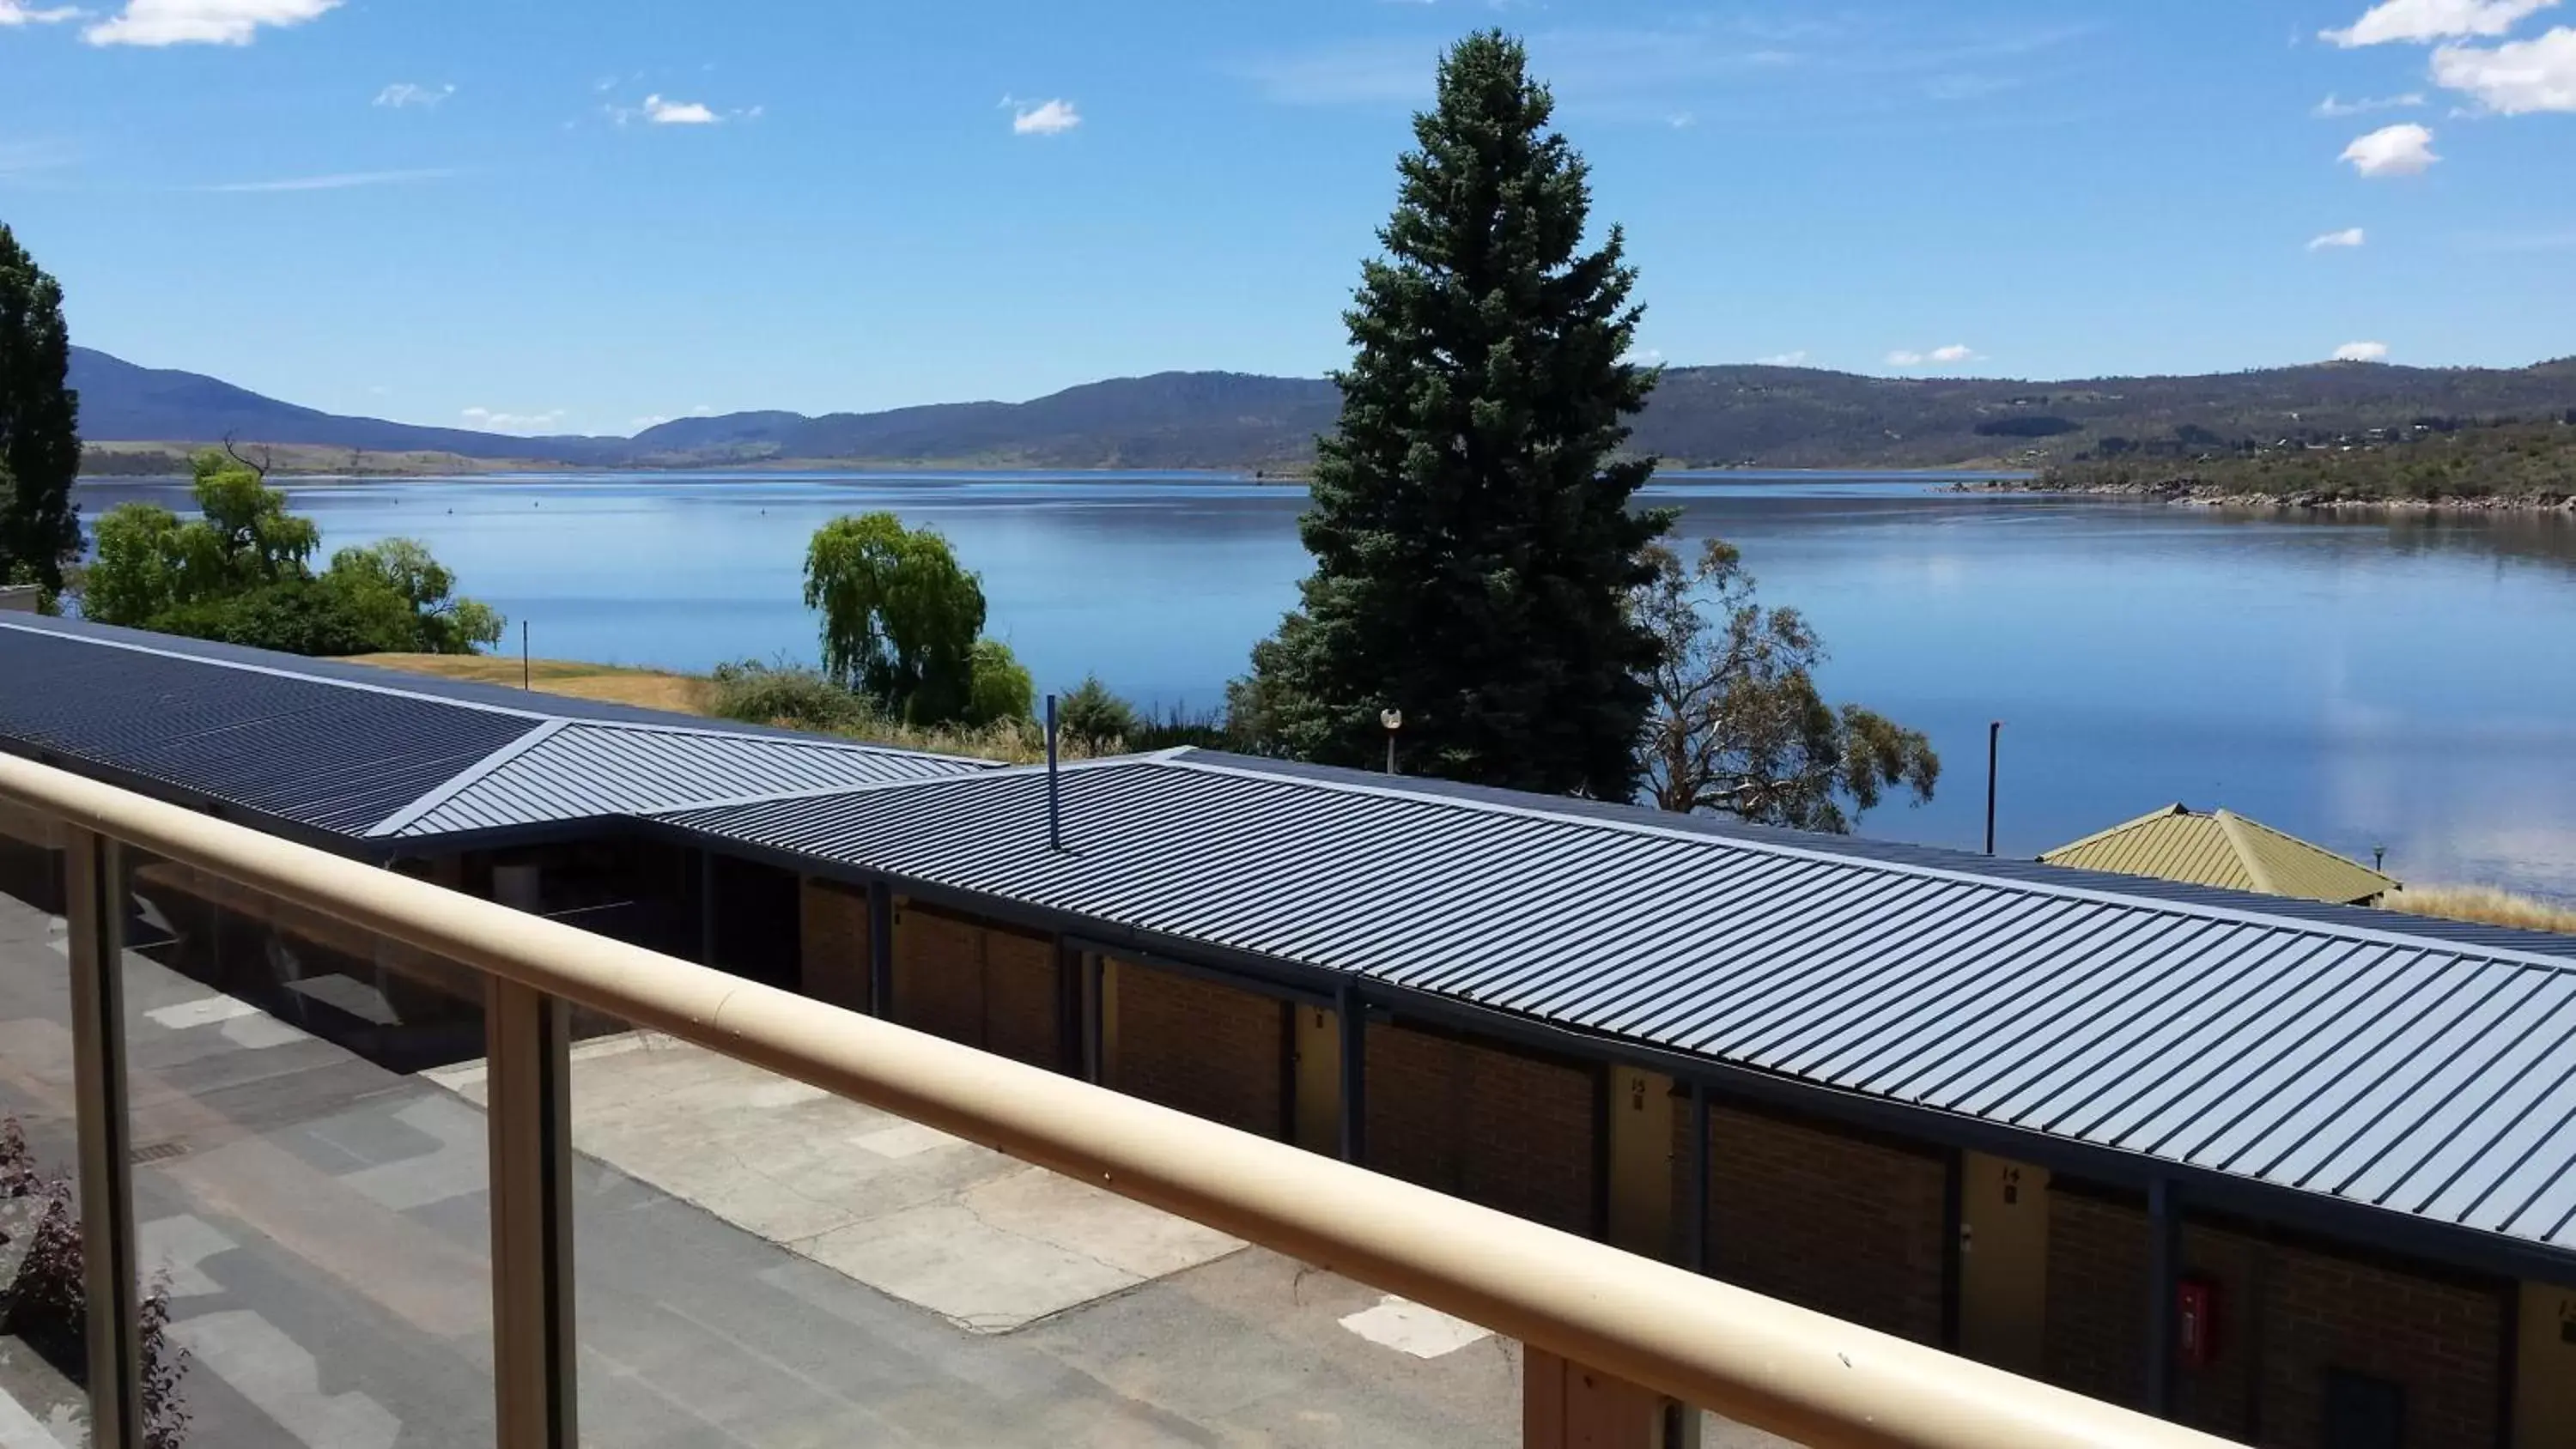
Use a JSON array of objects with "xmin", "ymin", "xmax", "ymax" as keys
[{"xmin": 68, "ymin": 345, "xmax": 2576, "ymax": 475}]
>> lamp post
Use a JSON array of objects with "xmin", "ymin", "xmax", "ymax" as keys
[{"xmin": 1380, "ymin": 708, "xmax": 1402, "ymax": 776}]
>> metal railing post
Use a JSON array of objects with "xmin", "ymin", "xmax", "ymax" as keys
[
  {"xmin": 2146, "ymin": 1177, "xmax": 2178, "ymax": 1418},
  {"xmin": 65, "ymin": 827, "xmax": 144, "ymax": 1449},
  {"xmin": 486, "ymin": 977, "xmax": 577, "ymax": 1449},
  {"xmin": 1687, "ymin": 1082, "xmax": 1710, "ymax": 1275},
  {"xmin": 866, "ymin": 880, "xmax": 895, "ymax": 1018},
  {"xmin": 1337, "ymin": 979, "xmax": 1366, "ymax": 1165},
  {"xmin": 696, "ymin": 849, "xmax": 718, "ymax": 967}
]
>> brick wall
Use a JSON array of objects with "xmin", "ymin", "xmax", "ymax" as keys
[
  {"xmin": 1669, "ymin": 1100, "xmax": 1949, "ymax": 1344},
  {"xmin": 890, "ymin": 902, "xmax": 1062, "ymax": 1071},
  {"xmin": 982, "ymin": 928, "xmax": 1062, "ymax": 1070},
  {"xmin": 893, "ymin": 905, "xmax": 986, "ymax": 1046},
  {"xmin": 798, "ymin": 877, "xmax": 871, "ymax": 1012},
  {"xmin": 1364, "ymin": 1022, "xmax": 1597, "ymax": 1237},
  {"xmin": 2044, "ymin": 1185, "xmax": 2506, "ymax": 1449},
  {"xmin": 1113, "ymin": 962, "xmax": 1284, "ymax": 1138}
]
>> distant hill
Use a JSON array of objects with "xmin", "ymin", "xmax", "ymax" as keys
[
  {"xmin": 68, "ymin": 349, "xmax": 628, "ymax": 465},
  {"xmin": 69, "ymin": 344, "xmax": 2576, "ymax": 475}
]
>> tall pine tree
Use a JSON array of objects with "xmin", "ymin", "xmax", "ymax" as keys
[
  {"xmin": 0, "ymin": 223, "xmax": 82, "ymax": 598},
  {"xmin": 1236, "ymin": 32, "xmax": 1668, "ymax": 800}
]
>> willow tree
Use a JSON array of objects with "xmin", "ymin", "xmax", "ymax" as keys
[
  {"xmin": 1235, "ymin": 31, "xmax": 1668, "ymax": 797},
  {"xmin": 803, "ymin": 512, "xmax": 1033, "ymax": 726}
]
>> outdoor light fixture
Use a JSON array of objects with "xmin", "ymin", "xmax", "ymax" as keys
[{"xmin": 1380, "ymin": 707, "xmax": 1402, "ymax": 775}]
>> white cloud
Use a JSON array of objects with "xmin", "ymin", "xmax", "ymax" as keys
[
  {"xmin": 2340, "ymin": 122, "xmax": 2439, "ymax": 174},
  {"xmin": 1755, "ymin": 350, "xmax": 1809, "ymax": 366},
  {"xmin": 1012, "ymin": 98, "xmax": 1081, "ymax": 136},
  {"xmin": 2313, "ymin": 91, "xmax": 2427, "ymax": 114},
  {"xmin": 82, "ymin": 0, "xmax": 339, "ymax": 45},
  {"xmin": 2321, "ymin": 0, "xmax": 2557, "ymax": 46},
  {"xmin": 2308, "ymin": 227, "xmax": 2369, "ymax": 249},
  {"xmin": 374, "ymin": 82, "xmax": 454, "ymax": 109},
  {"xmin": 0, "ymin": 2, "xmax": 82, "ymax": 26},
  {"xmin": 629, "ymin": 404, "xmax": 714, "ymax": 430},
  {"xmin": 2332, "ymin": 340, "xmax": 2392, "ymax": 361},
  {"xmin": 201, "ymin": 167, "xmax": 453, "ymax": 191},
  {"xmin": 644, "ymin": 94, "xmax": 720, "ymax": 124},
  {"xmin": 0, "ymin": 139, "xmax": 76, "ymax": 174},
  {"xmin": 1886, "ymin": 344, "xmax": 1978, "ymax": 367},
  {"xmin": 2432, "ymin": 27, "xmax": 2576, "ymax": 112},
  {"xmin": 462, "ymin": 406, "xmax": 568, "ymax": 433},
  {"xmin": 1667, "ymin": 111, "xmax": 1696, "ymax": 129}
]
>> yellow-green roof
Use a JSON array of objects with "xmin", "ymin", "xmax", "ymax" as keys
[{"xmin": 2039, "ymin": 805, "xmax": 2397, "ymax": 905}]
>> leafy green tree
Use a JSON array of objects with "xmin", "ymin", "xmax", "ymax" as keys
[
  {"xmin": 0, "ymin": 225, "xmax": 83, "ymax": 597},
  {"xmin": 325, "ymin": 538, "xmax": 504, "ymax": 652},
  {"xmin": 79, "ymin": 450, "xmax": 498, "ymax": 655},
  {"xmin": 1634, "ymin": 538, "xmax": 1937, "ymax": 833},
  {"xmin": 965, "ymin": 640, "xmax": 1035, "ymax": 726},
  {"xmin": 802, "ymin": 512, "xmax": 989, "ymax": 724},
  {"xmin": 1234, "ymin": 31, "xmax": 1668, "ymax": 797}
]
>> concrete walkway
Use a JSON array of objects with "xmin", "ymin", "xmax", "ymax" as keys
[{"xmin": 432, "ymin": 1034, "xmax": 1248, "ymax": 1334}]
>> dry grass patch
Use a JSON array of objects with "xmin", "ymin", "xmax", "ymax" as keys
[{"xmin": 353, "ymin": 653, "xmax": 715, "ymax": 714}]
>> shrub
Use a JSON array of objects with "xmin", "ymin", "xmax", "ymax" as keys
[
  {"xmin": 706, "ymin": 659, "xmax": 874, "ymax": 731},
  {"xmin": 1128, "ymin": 701, "xmax": 1232, "ymax": 752},
  {"xmin": 1055, "ymin": 676, "xmax": 1143, "ymax": 749},
  {"xmin": 0, "ymin": 1116, "xmax": 191, "ymax": 1446}
]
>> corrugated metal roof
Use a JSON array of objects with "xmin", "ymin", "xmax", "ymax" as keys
[
  {"xmin": 2043, "ymin": 804, "xmax": 2397, "ymax": 905},
  {"xmin": 0, "ymin": 620, "xmax": 541, "ymax": 834},
  {"xmin": 376, "ymin": 719, "xmax": 992, "ymax": 838},
  {"xmin": 659, "ymin": 749, "xmax": 2576, "ymax": 1258},
  {"xmin": 0, "ymin": 615, "xmax": 992, "ymax": 840}
]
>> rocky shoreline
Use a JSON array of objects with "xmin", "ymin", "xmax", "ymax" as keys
[{"xmin": 1947, "ymin": 477, "xmax": 2576, "ymax": 514}]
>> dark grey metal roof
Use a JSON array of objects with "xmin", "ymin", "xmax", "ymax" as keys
[
  {"xmin": 658, "ymin": 749, "xmax": 2576, "ymax": 1260},
  {"xmin": 0, "ymin": 615, "xmax": 992, "ymax": 840},
  {"xmin": 0, "ymin": 618, "xmax": 541, "ymax": 834},
  {"xmin": 374, "ymin": 719, "xmax": 991, "ymax": 839}
]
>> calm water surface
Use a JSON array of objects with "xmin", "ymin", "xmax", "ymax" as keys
[{"xmin": 74, "ymin": 470, "xmax": 2576, "ymax": 901}]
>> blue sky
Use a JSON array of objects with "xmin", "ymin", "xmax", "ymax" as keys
[{"xmin": 3, "ymin": 0, "xmax": 2573, "ymax": 436}]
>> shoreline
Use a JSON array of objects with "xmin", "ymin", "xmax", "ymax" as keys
[{"xmin": 1948, "ymin": 477, "xmax": 2576, "ymax": 515}]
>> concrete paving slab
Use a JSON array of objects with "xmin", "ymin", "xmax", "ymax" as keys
[
  {"xmin": 801, "ymin": 1198, "xmax": 1143, "ymax": 1332},
  {"xmin": 849, "ymin": 1120, "xmax": 957, "ymax": 1159},
  {"xmin": 438, "ymin": 1032, "xmax": 1246, "ymax": 1332},
  {"xmin": 962, "ymin": 1165, "xmax": 1242, "ymax": 1282}
]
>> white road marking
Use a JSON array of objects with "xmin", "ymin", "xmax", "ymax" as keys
[
  {"xmin": 145, "ymin": 996, "xmax": 262, "ymax": 1030},
  {"xmin": 1337, "ymin": 1294, "xmax": 1493, "ymax": 1359}
]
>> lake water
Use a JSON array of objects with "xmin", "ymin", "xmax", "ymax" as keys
[{"xmin": 72, "ymin": 471, "xmax": 2576, "ymax": 902}]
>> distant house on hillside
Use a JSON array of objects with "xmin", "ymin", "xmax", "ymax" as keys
[{"xmin": 2041, "ymin": 803, "xmax": 2397, "ymax": 906}]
